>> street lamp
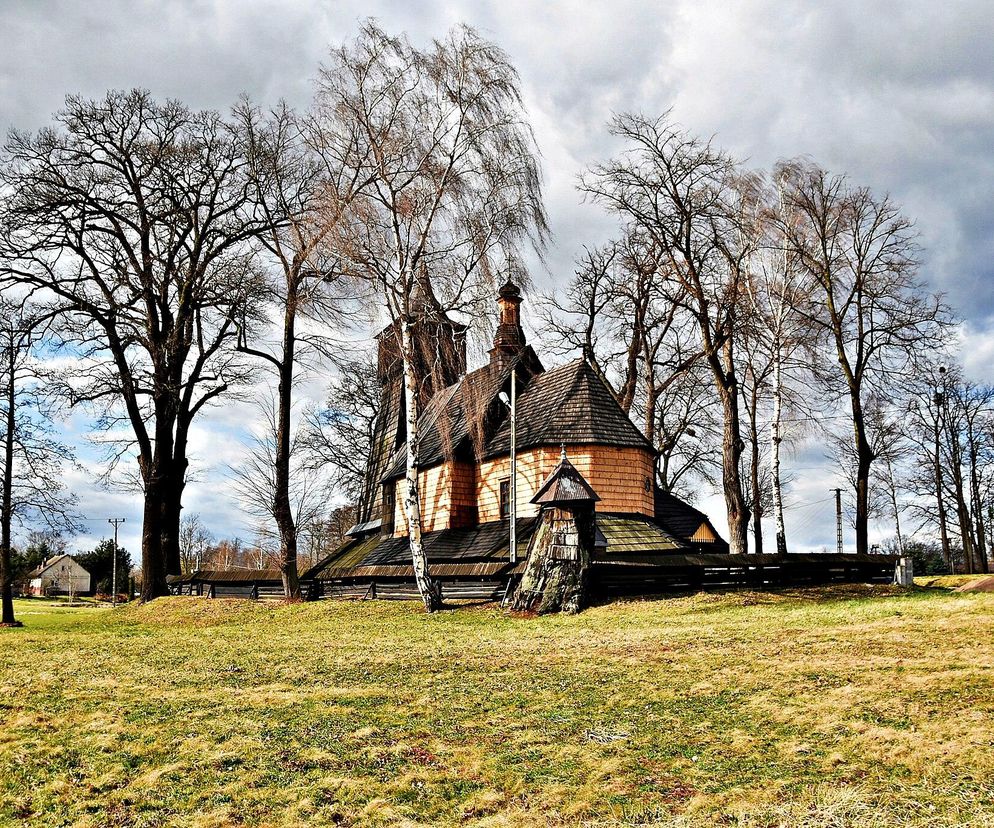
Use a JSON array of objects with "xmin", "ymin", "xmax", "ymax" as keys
[{"xmin": 498, "ymin": 366, "xmax": 518, "ymax": 564}]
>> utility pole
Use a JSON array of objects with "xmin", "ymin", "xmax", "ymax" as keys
[
  {"xmin": 833, "ymin": 489, "xmax": 843, "ymax": 555},
  {"xmin": 108, "ymin": 518, "xmax": 125, "ymax": 607},
  {"xmin": 509, "ymin": 366, "xmax": 517, "ymax": 564}
]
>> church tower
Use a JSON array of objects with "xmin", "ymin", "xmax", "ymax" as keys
[
  {"xmin": 489, "ymin": 279, "xmax": 527, "ymax": 366},
  {"xmin": 357, "ymin": 274, "xmax": 468, "ymax": 526}
]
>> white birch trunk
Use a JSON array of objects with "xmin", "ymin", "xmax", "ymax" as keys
[
  {"xmin": 770, "ymin": 339, "xmax": 787, "ymax": 556},
  {"xmin": 400, "ymin": 319, "xmax": 441, "ymax": 611}
]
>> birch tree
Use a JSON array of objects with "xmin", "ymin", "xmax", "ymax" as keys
[
  {"xmin": 741, "ymin": 175, "xmax": 814, "ymax": 555},
  {"xmin": 313, "ymin": 22, "xmax": 548, "ymax": 610}
]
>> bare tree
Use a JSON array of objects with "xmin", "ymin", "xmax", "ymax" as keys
[
  {"xmin": 233, "ymin": 100, "xmax": 365, "ymax": 599},
  {"xmin": 930, "ymin": 368, "xmax": 994, "ymax": 573},
  {"xmin": 581, "ymin": 113, "xmax": 758, "ymax": 555},
  {"xmin": 314, "ymin": 22, "xmax": 548, "ymax": 610},
  {"xmin": 904, "ymin": 363, "xmax": 956, "ymax": 569},
  {"xmin": 0, "ymin": 298, "xmax": 80, "ymax": 625},
  {"xmin": 742, "ymin": 176, "xmax": 816, "ymax": 555},
  {"xmin": 654, "ymin": 364, "xmax": 722, "ymax": 498},
  {"xmin": 301, "ymin": 354, "xmax": 381, "ymax": 510},
  {"xmin": 230, "ymin": 397, "xmax": 329, "ymax": 577},
  {"xmin": 178, "ymin": 513, "xmax": 214, "ymax": 575},
  {"xmin": 543, "ymin": 230, "xmax": 701, "ymax": 448},
  {"xmin": 778, "ymin": 160, "xmax": 952, "ymax": 555},
  {"xmin": 0, "ymin": 91, "xmax": 269, "ymax": 600}
]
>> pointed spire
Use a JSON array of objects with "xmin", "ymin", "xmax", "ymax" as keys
[{"xmin": 532, "ymin": 449, "xmax": 600, "ymax": 506}]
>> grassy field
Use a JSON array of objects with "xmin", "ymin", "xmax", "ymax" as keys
[{"xmin": 1, "ymin": 586, "xmax": 993, "ymax": 828}]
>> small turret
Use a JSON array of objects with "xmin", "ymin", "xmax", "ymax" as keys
[{"xmin": 490, "ymin": 279, "xmax": 527, "ymax": 365}]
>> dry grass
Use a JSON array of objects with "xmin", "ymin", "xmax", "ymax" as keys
[{"xmin": 1, "ymin": 585, "xmax": 992, "ymax": 827}]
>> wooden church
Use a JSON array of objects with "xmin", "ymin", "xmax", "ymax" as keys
[
  {"xmin": 305, "ymin": 278, "xmax": 740, "ymax": 604},
  {"xmin": 171, "ymin": 278, "xmax": 899, "ymax": 603}
]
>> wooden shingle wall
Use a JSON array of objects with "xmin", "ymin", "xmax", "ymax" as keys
[
  {"xmin": 477, "ymin": 445, "xmax": 655, "ymax": 523},
  {"xmin": 393, "ymin": 462, "xmax": 456, "ymax": 537},
  {"xmin": 390, "ymin": 445, "xmax": 655, "ymax": 537}
]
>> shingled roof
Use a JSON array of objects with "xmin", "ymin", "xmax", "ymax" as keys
[
  {"xmin": 381, "ymin": 347, "xmax": 543, "ymax": 481},
  {"xmin": 485, "ymin": 359, "xmax": 655, "ymax": 457},
  {"xmin": 532, "ymin": 450, "xmax": 601, "ymax": 505},
  {"xmin": 306, "ymin": 517, "xmax": 540, "ymax": 579},
  {"xmin": 653, "ymin": 488, "xmax": 729, "ymax": 552}
]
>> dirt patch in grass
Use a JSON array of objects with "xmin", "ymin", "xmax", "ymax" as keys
[{"xmin": 955, "ymin": 576, "xmax": 994, "ymax": 592}]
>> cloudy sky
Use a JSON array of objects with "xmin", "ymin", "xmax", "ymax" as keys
[{"xmin": 2, "ymin": 0, "xmax": 993, "ymax": 556}]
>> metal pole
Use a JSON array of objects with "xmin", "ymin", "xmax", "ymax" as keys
[
  {"xmin": 833, "ymin": 489, "xmax": 843, "ymax": 554},
  {"xmin": 509, "ymin": 366, "xmax": 517, "ymax": 564},
  {"xmin": 108, "ymin": 518, "xmax": 125, "ymax": 607}
]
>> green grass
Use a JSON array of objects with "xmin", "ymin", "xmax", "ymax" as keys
[{"xmin": 1, "ymin": 586, "xmax": 993, "ymax": 827}]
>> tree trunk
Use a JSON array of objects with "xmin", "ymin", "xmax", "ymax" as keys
[
  {"xmin": 161, "ymin": 462, "xmax": 185, "ymax": 579},
  {"xmin": 952, "ymin": 462, "xmax": 977, "ymax": 575},
  {"xmin": 140, "ymin": 393, "xmax": 178, "ymax": 600},
  {"xmin": 274, "ymin": 290, "xmax": 301, "ymax": 600},
  {"xmin": 770, "ymin": 349, "xmax": 787, "ymax": 556},
  {"xmin": 273, "ymin": 308, "xmax": 300, "ymax": 601},
  {"xmin": 884, "ymin": 456, "xmax": 905, "ymax": 555},
  {"xmin": 933, "ymin": 414, "xmax": 953, "ymax": 571},
  {"xmin": 947, "ymin": 423, "xmax": 975, "ymax": 574},
  {"xmin": 747, "ymin": 384, "xmax": 763, "ymax": 555},
  {"xmin": 643, "ymin": 380, "xmax": 659, "ymax": 447},
  {"xmin": 140, "ymin": 469, "xmax": 170, "ymax": 601},
  {"xmin": 512, "ymin": 506, "xmax": 594, "ymax": 614},
  {"xmin": 849, "ymin": 392, "xmax": 874, "ymax": 556},
  {"xmin": 400, "ymin": 320, "xmax": 441, "ymax": 612},
  {"xmin": 713, "ymin": 359, "xmax": 750, "ymax": 556},
  {"xmin": 1, "ymin": 343, "xmax": 18, "ymax": 625},
  {"xmin": 967, "ymin": 430, "xmax": 988, "ymax": 574}
]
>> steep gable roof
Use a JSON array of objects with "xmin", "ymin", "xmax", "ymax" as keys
[
  {"xmin": 485, "ymin": 359, "xmax": 655, "ymax": 457},
  {"xmin": 27, "ymin": 554, "xmax": 86, "ymax": 578},
  {"xmin": 653, "ymin": 488, "xmax": 729, "ymax": 551}
]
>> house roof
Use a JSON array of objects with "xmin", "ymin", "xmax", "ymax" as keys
[
  {"xmin": 596, "ymin": 515, "xmax": 685, "ymax": 555},
  {"xmin": 381, "ymin": 347, "xmax": 544, "ymax": 481},
  {"xmin": 306, "ymin": 512, "xmax": 687, "ymax": 580},
  {"xmin": 27, "ymin": 554, "xmax": 83, "ymax": 578},
  {"xmin": 485, "ymin": 359, "xmax": 655, "ymax": 457},
  {"xmin": 382, "ymin": 355, "xmax": 655, "ymax": 482},
  {"xmin": 305, "ymin": 517, "xmax": 540, "ymax": 579},
  {"xmin": 169, "ymin": 569, "xmax": 284, "ymax": 585},
  {"xmin": 653, "ymin": 488, "xmax": 728, "ymax": 550}
]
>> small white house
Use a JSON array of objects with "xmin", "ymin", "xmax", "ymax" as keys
[{"xmin": 26, "ymin": 554, "xmax": 92, "ymax": 597}]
